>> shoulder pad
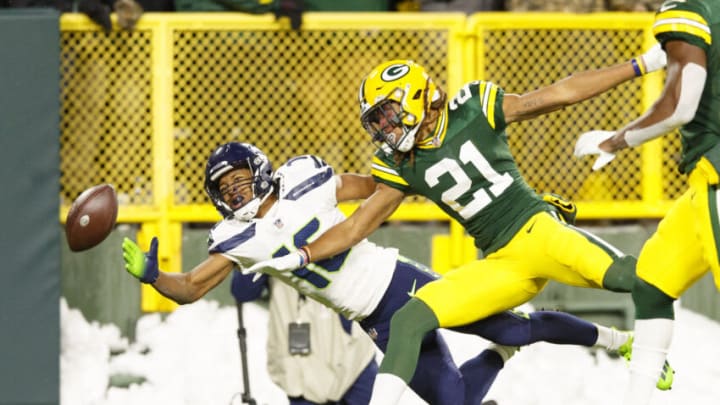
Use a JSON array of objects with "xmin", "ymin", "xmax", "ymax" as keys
[{"xmin": 274, "ymin": 155, "xmax": 335, "ymax": 200}]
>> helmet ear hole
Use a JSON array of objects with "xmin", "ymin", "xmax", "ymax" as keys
[{"xmin": 412, "ymin": 89, "xmax": 422, "ymax": 100}]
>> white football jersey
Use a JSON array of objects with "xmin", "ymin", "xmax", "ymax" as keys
[{"xmin": 208, "ymin": 155, "xmax": 397, "ymax": 321}]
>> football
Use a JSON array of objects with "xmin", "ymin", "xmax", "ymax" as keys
[{"xmin": 65, "ymin": 184, "xmax": 119, "ymax": 252}]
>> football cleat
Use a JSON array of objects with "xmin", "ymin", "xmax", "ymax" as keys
[{"xmin": 617, "ymin": 333, "xmax": 675, "ymax": 391}]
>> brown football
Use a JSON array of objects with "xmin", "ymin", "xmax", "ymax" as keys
[{"xmin": 65, "ymin": 184, "xmax": 119, "ymax": 252}]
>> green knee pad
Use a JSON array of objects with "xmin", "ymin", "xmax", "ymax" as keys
[
  {"xmin": 602, "ymin": 255, "xmax": 637, "ymax": 292},
  {"xmin": 633, "ymin": 278, "xmax": 675, "ymax": 319}
]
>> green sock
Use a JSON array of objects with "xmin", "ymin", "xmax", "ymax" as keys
[
  {"xmin": 633, "ymin": 278, "xmax": 675, "ymax": 319},
  {"xmin": 380, "ymin": 297, "xmax": 440, "ymax": 382}
]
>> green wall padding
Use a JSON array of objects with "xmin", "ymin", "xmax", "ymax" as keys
[{"xmin": 0, "ymin": 8, "xmax": 61, "ymax": 405}]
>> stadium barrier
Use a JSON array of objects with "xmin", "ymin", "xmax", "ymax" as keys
[{"xmin": 59, "ymin": 12, "xmax": 688, "ymax": 315}]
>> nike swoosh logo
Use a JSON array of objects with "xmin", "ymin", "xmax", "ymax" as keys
[
  {"xmin": 407, "ymin": 279, "xmax": 417, "ymax": 297},
  {"xmin": 526, "ymin": 220, "xmax": 536, "ymax": 234},
  {"xmin": 659, "ymin": 2, "xmax": 678, "ymax": 12}
]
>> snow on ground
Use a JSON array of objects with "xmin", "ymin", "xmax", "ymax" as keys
[{"xmin": 61, "ymin": 298, "xmax": 720, "ymax": 405}]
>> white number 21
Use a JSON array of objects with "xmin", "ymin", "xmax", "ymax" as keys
[{"xmin": 425, "ymin": 140, "xmax": 512, "ymax": 219}]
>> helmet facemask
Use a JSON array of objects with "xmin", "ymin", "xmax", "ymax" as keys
[
  {"xmin": 361, "ymin": 94, "xmax": 421, "ymax": 153},
  {"xmin": 205, "ymin": 142, "xmax": 274, "ymax": 221},
  {"xmin": 358, "ymin": 60, "xmax": 438, "ymax": 153},
  {"xmin": 216, "ymin": 164, "xmax": 273, "ymax": 221}
]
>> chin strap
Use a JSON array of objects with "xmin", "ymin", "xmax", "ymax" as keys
[{"xmin": 234, "ymin": 185, "xmax": 275, "ymax": 220}]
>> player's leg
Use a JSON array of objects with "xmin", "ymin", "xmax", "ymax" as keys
[
  {"xmin": 369, "ymin": 255, "xmax": 543, "ymax": 405},
  {"xmin": 361, "ymin": 259, "xmax": 464, "ymax": 405},
  {"xmin": 369, "ymin": 306, "xmax": 465, "ymax": 405},
  {"xmin": 459, "ymin": 343, "xmax": 517, "ymax": 404},
  {"xmin": 407, "ymin": 330, "xmax": 465, "ymax": 405},
  {"xmin": 624, "ymin": 176, "xmax": 713, "ymax": 404},
  {"xmin": 453, "ymin": 307, "xmax": 630, "ymax": 404},
  {"xmin": 526, "ymin": 211, "xmax": 636, "ymax": 292},
  {"xmin": 370, "ymin": 297, "xmax": 441, "ymax": 405},
  {"xmin": 458, "ymin": 308, "xmax": 629, "ymax": 350},
  {"xmin": 340, "ymin": 358, "xmax": 378, "ymax": 405}
]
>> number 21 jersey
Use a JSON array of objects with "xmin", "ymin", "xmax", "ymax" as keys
[{"xmin": 371, "ymin": 81, "xmax": 546, "ymax": 254}]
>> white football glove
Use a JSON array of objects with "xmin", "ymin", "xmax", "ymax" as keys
[
  {"xmin": 244, "ymin": 251, "xmax": 306, "ymax": 282},
  {"xmin": 574, "ymin": 130, "xmax": 617, "ymax": 171},
  {"xmin": 639, "ymin": 43, "xmax": 667, "ymax": 74}
]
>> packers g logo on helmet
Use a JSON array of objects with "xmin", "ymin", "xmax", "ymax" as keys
[
  {"xmin": 358, "ymin": 60, "xmax": 438, "ymax": 152},
  {"xmin": 380, "ymin": 63, "xmax": 410, "ymax": 82}
]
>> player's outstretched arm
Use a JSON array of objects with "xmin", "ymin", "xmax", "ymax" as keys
[
  {"xmin": 504, "ymin": 44, "xmax": 666, "ymax": 124},
  {"xmin": 122, "ymin": 237, "xmax": 234, "ymax": 304},
  {"xmin": 575, "ymin": 40, "xmax": 707, "ymax": 171},
  {"xmin": 306, "ymin": 182, "xmax": 404, "ymax": 260},
  {"xmin": 245, "ymin": 182, "xmax": 405, "ymax": 275},
  {"xmin": 335, "ymin": 173, "xmax": 377, "ymax": 202}
]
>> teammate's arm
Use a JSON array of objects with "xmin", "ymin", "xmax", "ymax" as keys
[
  {"xmin": 503, "ymin": 45, "xmax": 666, "ymax": 124},
  {"xmin": 575, "ymin": 40, "xmax": 707, "ymax": 170},
  {"xmin": 123, "ymin": 237, "xmax": 235, "ymax": 304},
  {"xmin": 599, "ymin": 40, "xmax": 707, "ymax": 152}
]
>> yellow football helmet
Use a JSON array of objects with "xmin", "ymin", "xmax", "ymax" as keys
[{"xmin": 358, "ymin": 60, "xmax": 439, "ymax": 152}]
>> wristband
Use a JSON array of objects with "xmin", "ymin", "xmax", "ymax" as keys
[
  {"xmin": 631, "ymin": 58, "xmax": 645, "ymax": 77},
  {"xmin": 298, "ymin": 246, "xmax": 312, "ymax": 266}
]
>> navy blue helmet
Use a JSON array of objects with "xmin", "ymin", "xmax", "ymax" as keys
[{"xmin": 204, "ymin": 142, "xmax": 273, "ymax": 220}]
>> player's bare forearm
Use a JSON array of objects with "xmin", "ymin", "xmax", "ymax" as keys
[
  {"xmin": 505, "ymin": 62, "xmax": 637, "ymax": 123},
  {"xmin": 307, "ymin": 183, "xmax": 404, "ymax": 261},
  {"xmin": 153, "ymin": 255, "xmax": 234, "ymax": 304},
  {"xmin": 336, "ymin": 173, "xmax": 377, "ymax": 202}
]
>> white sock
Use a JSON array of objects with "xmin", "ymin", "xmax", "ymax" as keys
[
  {"xmin": 623, "ymin": 318, "xmax": 674, "ymax": 405},
  {"xmin": 594, "ymin": 324, "xmax": 629, "ymax": 352},
  {"xmin": 369, "ymin": 373, "xmax": 407, "ymax": 405},
  {"xmin": 488, "ymin": 343, "xmax": 518, "ymax": 364}
]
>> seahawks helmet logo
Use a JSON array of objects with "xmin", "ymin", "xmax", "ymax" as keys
[{"xmin": 381, "ymin": 64, "xmax": 410, "ymax": 82}]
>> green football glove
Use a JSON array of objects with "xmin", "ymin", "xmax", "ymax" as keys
[{"xmin": 122, "ymin": 237, "xmax": 159, "ymax": 284}]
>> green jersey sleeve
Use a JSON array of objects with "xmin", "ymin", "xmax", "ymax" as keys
[
  {"xmin": 653, "ymin": 0, "xmax": 712, "ymax": 52},
  {"xmin": 371, "ymin": 152, "xmax": 411, "ymax": 193},
  {"xmin": 471, "ymin": 80, "xmax": 507, "ymax": 133}
]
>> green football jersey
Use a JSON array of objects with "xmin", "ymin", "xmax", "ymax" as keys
[
  {"xmin": 371, "ymin": 81, "xmax": 547, "ymax": 254},
  {"xmin": 653, "ymin": 0, "xmax": 720, "ymax": 174}
]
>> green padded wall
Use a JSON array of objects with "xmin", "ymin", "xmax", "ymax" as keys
[
  {"xmin": 0, "ymin": 8, "xmax": 61, "ymax": 405},
  {"xmin": 61, "ymin": 226, "xmax": 141, "ymax": 338}
]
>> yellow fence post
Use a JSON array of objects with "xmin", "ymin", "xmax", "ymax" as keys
[
  {"xmin": 141, "ymin": 17, "xmax": 182, "ymax": 312},
  {"xmin": 137, "ymin": 222, "xmax": 182, "ymax": 312}
]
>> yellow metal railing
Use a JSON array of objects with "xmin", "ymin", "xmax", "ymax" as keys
[{"xmin": 59, "ymin": 12, "xmax": 673, "ymax": 310}]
